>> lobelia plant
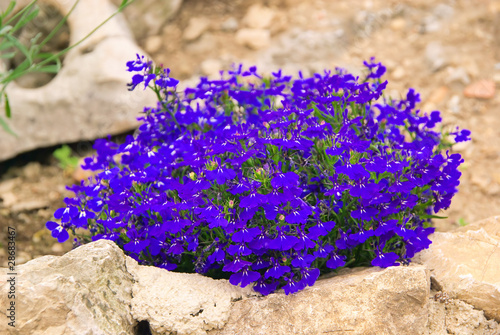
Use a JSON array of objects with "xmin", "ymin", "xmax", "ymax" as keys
[{"xmin": 46, "ymin": 55, "xmax": 471, "ymax": 295}]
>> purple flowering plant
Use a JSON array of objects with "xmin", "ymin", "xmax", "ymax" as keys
[{"xmin": 46, "ymin": 55, "xmax": 470, "ymax": 295}]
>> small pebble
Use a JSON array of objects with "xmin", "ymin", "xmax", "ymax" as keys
[
  {"xmin": 464, "ymin": 79, "xmax": 496, "ymax": 99},
  {"xmin": 235, "ymin": 28, "xmax": 271, "ymax": 50},
  {"xmin": 144, "ymin": 35, "xmax": 163, "ymax": 54},
  {"xmin": 183, "ymin": 17, "xmax": 210, "ymax": 42},
  {"xmin": 51, "ymin": 243, "xmax": 64, "ymax": 253},
  {"xmin": 243, "ymin": 4, "xmax": 275, "ymax": 29}
]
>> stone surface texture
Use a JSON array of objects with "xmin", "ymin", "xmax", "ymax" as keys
[
  {"xmin": 414, "ymin": 215, "xmax": 500, "ymax": 322},
  {"xmin": 212, "ymin": 266, "xmax": 430, "ymax": 335},
  {"xmin": 0, "ymin": 239, "xmax": 134, "ymax": 335},
  {"xmin": 0, "ymin": 0, "xmax": 157, "ymax": 161},
  {"xmin": 1, "ymin": 229, "xmax": 499, "ymax": 334},
  {"xmin": 111, "ymin": 0, "xmax": 183, "ymax": 39},
  {"xmin": 128, "ymin": 259, "xmax": 255, "ymax": 335}
]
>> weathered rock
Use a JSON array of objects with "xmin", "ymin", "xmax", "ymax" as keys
[
  {"xmin": 464, "ymin": 79, "xmax": 496, "ymax": 99},
  {"xmin": 428, "ymin": 295, "xmax": 499, "ymax": 334},
  {"xmin": 0, "ymin": 0, "xmax": 157, "ymax": 162},
  {"xmin": 128, "ymin": 258, "xmax": 255, "ymax": 335},
  {"xmin": 213, "ymin": 266, "xmax": 430, "ymax": 335},
  {"xmin": 414, "ymin": 216, "xmax": 500, "ymax": 322},
  {"xmin": 111, "ymin": 0, "xmax": 183, "ymax": 39},
  {"xmin": 0, "ymin": 239, "xmax": 135, "ymax": 335},
  {"xmin": 183, "ymin": 17, "xmax": 211, "ymax": 42},
  {"xmin": 235, "ymin": 28, "xmax": 271, "ymax": 50},
  {"xmin": 242, "ymin": 4, "xmax": 276, "ymax": 29},
  {"xmin": 425, "ymin": 42, "xmax": 448, "ymax": 72},
  {"xmin": 3, "ymin": 234, "xmax": 499, "ymax": 334}
]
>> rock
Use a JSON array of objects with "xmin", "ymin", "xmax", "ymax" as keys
[
  {"xmin": 425, "ymin": 42, "xmax": 448, "ymax": 72},
  {"xmin": 391, "ymin": 66, "xmax": 406, "ymax": 80},
  {"xmin": 183, "ymin": 17, "xmax": 211, "ymax": 42},
  {"xmin": 447, "ymin": 94, "xmax": 461, "ymax": 114},
  {"xmin": 215, "ymin": 266, "xmax": 430, "ymax": 335},
  {"xmin": 111, "ymin": 0, "xmax": 183, "ymax": 39},
  {"xmin": 414, "ymin": 216, "xmax": 500, "ymax": 322},
  {"xmin": 128, "ymin": 258, "xmax": 254, "ymax": 335},
  {"xmin": 427, "ymin": 86, "xmax": 449, "ymax": 105},
  {"xmin": 0, "ymin": 0, "xmax": 157, "ymax": 162},
  {"xmin": 242, "ymin": 4, "xmax": 275, "ymax": 29},
  {"xmin": 235, "ymin": 28, "xmax": 271, "ymax": 50},
  {"xmin": 201, "ymin": 59, "xmax": 223, "ymax": 77},
  {"xmin": 221, "ymin": 17, "xmax": 238, "ymax": 32},
  {"xmin": 0, "ymin": 240, "xmax": 135, "ymax": 335},
  {"xmin": 464, "ymin": 79, "xmax": 496, "ymax": 99},
  {"xmin": 144, "ymin": 35, "xmax": 163, "ymax": 54},
  {"xmin": 445, "ymin": 66, "xmax": 470, "ymax": 86},
  {"xmin": 428, "ymin": 297, "xmax": 499, "ymax": 334},
  {"xmin": 10, "ymin": 199, "xmax": 50, "ymax": 212},
  {"xmin": 390, "ymin": 17, "xmax": 406, "ymax": 31},
  {"xmin": 1, "ymin": 238, "xmax": 499, "ymax": 334}
]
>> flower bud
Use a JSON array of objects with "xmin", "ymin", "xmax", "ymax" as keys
[
  {"xmin": 189, "ymin": 172, "xmax": 197, "ymax": 180},
  {"xmin": 228, "ymin": 200, "xmax": 234, "ymax": 208},
  {"xmin": 279, "ymin": 214, "xmax": 285, "ymax": 221}
]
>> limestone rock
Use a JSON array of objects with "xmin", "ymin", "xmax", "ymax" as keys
[
  {"xmin": 128, "ymin": 258, "xmax": 255, "ymax": 335},
  {"xmin": 183, "ymin": 17, "xmax": 211, "ymax": 42},
  {"xmin": 0, "ymin": 0, "xmax": 158, "ymax": 162},
  {"xmin": 235, "ymin": 28, "xmax": 271, "ymax": 50},
  {"xmin": 0, "ymin": 239, "xmax": 134, "ymax": 335},
  {"xmin": 464, "ymin": 79, "xmax": 496, "ymax": 99},
  {"xmin": 242, "ymin": 4, "xmax": 275, "ymax": 29},
  {"xmin": 111, "ymin": 0, "xmax": 183, "ymax": 39},
  {"xmin": 213, "ymin": 266, "xmax": 430, "ymax": 335},
  {"xmin": 414, "ymin": 216, "xmax": 500, "ymax": 322},
  {"xmin": 428, "ymin": 295, "xmax": 499, "ymax": 334}
]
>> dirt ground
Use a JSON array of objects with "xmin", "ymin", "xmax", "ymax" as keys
[{"xmin": 0, "ymin": 0, "xmax": 499, "ymax": 266}]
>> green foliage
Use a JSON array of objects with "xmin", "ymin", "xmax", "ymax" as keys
[
  {"xmin": 0, "ymin": 0, "xmax": 136, "ymax": 134},
  {"xmin": 53, "ymin": 144, "xmax": 79, "ymax": 170}
]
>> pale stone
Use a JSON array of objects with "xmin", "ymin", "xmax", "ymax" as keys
[
  {"xmin": 391, "ymin": 66, "xmax": 406, "ymax": 80},
  {"xmin": 243, "ymin": 4, "xmax": 275, "ymax": 29},
  {"xmin": 128, "ymin": 258, "xmax": 255, "ymax": 335},
  {"xmin": 201, "ymin": 59, "xmax": 222, "ymax": 77},
  {"xmin": 235, "ymin": 28, "xmax": 271, "ymax": 50},
  {"xmin": 0, "ymin": 240, "xmax": 135, "ymax": 334},
  {"xmin": 426, "ymin": 86, "xmax": 449, "ymax": 105},
  {"xmin": 464, "ymin": 79, "xmax": 496, "ymax": 99},
  {"xmin": 183, "ymin": 17, "xmax": 211, "ymax": 42},
  {"xmin": 390, "ymin": 17, "xmax": 406, "ymax": 30},
  {"xmin": 414, "ymin": 216, "xmax": 500, "ymax": 322},
  {"xmin": 214, "ymin": 266, "xmax": 430, "ymax": 335},
  {"xmin": 144, "ymin": 35, "xmax": 163, "ymax": 54},
  {"xmin": 0, "ymin": 0, "xmax": 157, "ymax": 162},
  {"xmin": 428, "ymin": 296, "xmax": 499, "ymax": 334},
  {"xmin": 111, "ymin": 0, "xmax": 183, "ymax": 39}
]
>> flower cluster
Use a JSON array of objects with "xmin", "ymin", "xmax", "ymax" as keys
[{"xmin": 46, "ymin": 55, "xmax": 469, "ymax": 295}]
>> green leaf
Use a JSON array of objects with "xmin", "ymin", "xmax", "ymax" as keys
[
  {"xmin": 4, "ymin": 34, "xmax": 32, "ymax": 63},
  {"xmin": 36, "ymin": 64, "xmax": 60, "ymax": 73},
  {"xmin": 0, "ymin": 24, "xmax": 12, "ymax": 35},
  {"xmin": 0, "ymin": 114, "xmax": 16, "ymax": 136},
  {"xmin": 4, "ymin": 92, "xmax": 11, "ymax": 118},
  {"xmin": 12, "ymin": 6, "xmax": 39, "ymax": 32},
  {"xmin": 0, "ymin": 51, "xmax": 16, "ymax": 59},
  {"xmin": 0, "ymin": 1, "xmax": 16, "ymax": 23},
  {"xmin": 53, "ymin": 145, "xmax": 80, "ymax": 170}
]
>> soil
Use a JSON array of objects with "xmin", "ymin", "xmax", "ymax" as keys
[{"xmin": 1, "ymin": 0, "xmax": 499, "ymax": 267}]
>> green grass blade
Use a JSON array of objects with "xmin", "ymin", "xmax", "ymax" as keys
[
  {"xmin": 0, "ymin": 114, "xmax": 16, "ymax": 136},
  {"xmin": 4, "ymin": 92, "xmax": 11, "ymax": 118},
  {"xmin": 0, "ymin": 1, "xmax": 17, "ymax": 25}
]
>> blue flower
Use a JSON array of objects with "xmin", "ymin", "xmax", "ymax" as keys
[
  {"xmin": 371, "ymin": 252, "xmax": 399, "ymax": 267},
  {"xmin": 229, "ymin": 266, "xmax": 261, "ymax": 288},
  {"xmin": 46, "ymin": 221, "xmax": 70, "ymax": 243}
]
